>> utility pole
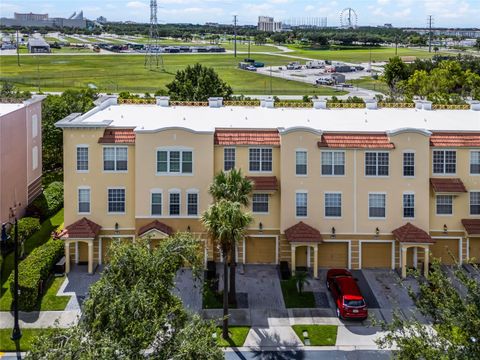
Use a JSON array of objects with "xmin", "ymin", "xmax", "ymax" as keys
[
  {"xmin": 248, "ymin": 36, "xmax": 251, "ymax": 59},
  {"xmin": 16, "ymin": 30, "xmax": 20, "ymax": 66},
  {"xmin": 428, "ymin": 15, "xmax": 433, "ymax": 53},
  {"xmin": 233, "ymin": 15, "xmax": 237, "ymax": 58}
]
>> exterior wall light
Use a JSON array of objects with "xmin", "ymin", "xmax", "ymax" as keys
[
  {"xmin": 443, "ymin": 224, "xmax": 448, "ymax": 234},
  {"xmin": 259, "ymin": 222, "xmax": 263, "ymax": 232},
  {"xmin": 114, "ymin": 222, "xmax": 119, "ymax": 235},
  {"xmin": 331, "ymin": 227, "xmax": 336, "ymax": 239},
  {"xmin": 375, "ymin": 227, "xmax": 380, "ymax": 237}
]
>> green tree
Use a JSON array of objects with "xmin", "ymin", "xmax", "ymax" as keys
[
  {"xmin": 166, "ymin": 63, "xmax": 233, "ymax": 101},
  {"xmin": 476, "ymin": 38, "xmax": 480, "ymax": 52},
  {"xmin": 202, "ymin": 199, "xmax": 252, "ymax": 340},
  {"xmin": 382, "ymin": 56, "xmax": 410, "ymax": 99},
  {"xmin": 208, "ymin": 169, "xmax": 253, "ymax": 304},
  {"xmin": 376, "ymin": 261, "xmax": 480, "ymax": 359},
  {"xmin": 26, "ymin": 234, "xmax": 223, "ymax": 359},
  {"xmin": 271, "ymin": 33, "xmax": 287, "ymax": 44},
  {"xmin": 254, "ymin": 34, "xmax": 267, "ymax": 45},
  {"xmin": 293, "ymin": 271, "xmax": 310, "ymax": 294}
]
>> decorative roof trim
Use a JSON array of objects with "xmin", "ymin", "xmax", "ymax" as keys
[
  {"xmin": 278, "ymin": 126, "xmax": 323, "ymax": 136},
  {"xmin": 387, "ymin": 128, "xmax": 432, "ymax": 137}
]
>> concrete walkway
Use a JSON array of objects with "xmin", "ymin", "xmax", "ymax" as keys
[{"xmin": 0, "ymin": 310, "xmax": 80, "ymax": 328}]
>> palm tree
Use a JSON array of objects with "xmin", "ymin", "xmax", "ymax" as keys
[
  {"xmin": 209, "ymin": 169, "xmax": 253, "ymax": 305},
  {"xmin": 293, "ymin": 271, "xmax": 310, "ymax": 294},
  {"xmin": 202, "ymin": 199, "xmax": 252, "ymax": 339}
]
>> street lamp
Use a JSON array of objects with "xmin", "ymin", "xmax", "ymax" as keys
[{"xmin": 1, "ymin": 210, "xmax": 22, "ymax": 341}]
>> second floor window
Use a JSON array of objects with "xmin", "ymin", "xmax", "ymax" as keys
[
  {"xmin": 108, "ymin": 188, "xmax": 125, "ymax": 213},
  {"xmin": 325, "ymin": 193, "xmax": 342, "ymax": 218},
  {"xmin": 471, "ymin": 192, "xmax": 480, "ymax": 215},
  {"xmin": 224, "ymin": 148, "xmax": 236, "ymax": 171},
  {"xmin": 249, "ymin": 148, "xmax": 272, "ymax": 172},
  {"xmin": 296, "ymin": 192, "xmax": 308, "ymax": 217},
  {"xmin": 104, "ymin": 147, "xmax": 128, "ymax": 171},
  {"xmin": 369, "ymin": 193, "xmax": 386, "ymax": 218},
  {"xmin": 77, "ymin": 146, "xmax": 89, "ymax": 171},
  {"xmin": 365, "ymin": 152, "xmax": 389, "ymax": 176},
  {"xmin": 187, "ymin": 193, "xmax": 198, "ymax": 216},
  {"xmin": 321, "ymin": 151, "xmax": 345, "ymax": 175},
  {"xmin": 403, "ymin": 152, "xmax": 415, "ymax": 177},
  {"xmin": 433, "ymin": 150, "xmax": 456, "ymax": 174},
  {"xmin": 157, "ymin": 150, "xmax": 193, "ymax": 174},
  {"xmin": 296, "ymin": 151, "xmax": 307, "ymax": 175},
  {"xmin": 403, "ymin": 193, "xmax": 415, "ymax": 218},
  {"xmin": 436, "ymin": 195, "xmax": 453, "ymax": 215},
  {"xmin": 151, "ymin": 193, "xmax": 162, "ymax": 215},
  {"xmin": 471, "ymin": 151, "xmax": 480, "ymax": 175},
  {"xmin": 169, "ymin": 192, "xmax": 180, "ymax": 215},
  {"xmin": 78, "ymin": 188, "xmax": 90, "ymax": 214},
  {"xmin": 252, "ymin": 194, "xmax": 269, "ymax": 213}
]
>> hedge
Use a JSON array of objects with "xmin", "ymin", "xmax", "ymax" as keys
[
  {"xmin": 9, "ymin": 217, "xmax": 41, "ymax": 245},
  {"xmin": 9, "ymin": 239, "xmax": 64, "ymax": 311},
  {"xmin": 27, "ymin": 182, "xmax": 64, "ymax": 221}
]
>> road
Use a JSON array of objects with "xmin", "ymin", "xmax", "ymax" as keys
[{"xmin": 224, "ymin": 348, "xmax": 391, "ymax": 360}]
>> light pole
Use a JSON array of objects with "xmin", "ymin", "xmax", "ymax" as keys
[{"xmin": 1, "ymin": 207, "xmax": 22, "ymax": 341}]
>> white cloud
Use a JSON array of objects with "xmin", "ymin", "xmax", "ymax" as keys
[
  {"xmin": 377, "ymin": 0, "xmax": 390, "ymax": 4},
  {"xmin": 304, "ymin": 5, "xmax": 315, "ymax": 12},
  {"xmin": 126, "ymin": 1, "xmax": 148, "ymax": 9}
]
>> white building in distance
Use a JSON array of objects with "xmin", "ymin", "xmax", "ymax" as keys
[{"xmin": 258, "ymin": 16, "xmax": 282, "ymax": 32}]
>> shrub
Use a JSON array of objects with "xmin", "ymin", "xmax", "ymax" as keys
[
  {"xmin": 27, "ymin": 182, "xmax": 63, "ymax": 220},
  {"xmin": 9, "ymin": 239, "xmax": 64, "ymax": 311},
  {"xmin": 10, "ymin": 217, "xmax": 41, "ymax": 243}
]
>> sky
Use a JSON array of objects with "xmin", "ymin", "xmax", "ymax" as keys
[{"xmin": 1, "ymin": 0, "xmax": 479, "ymax": 28}]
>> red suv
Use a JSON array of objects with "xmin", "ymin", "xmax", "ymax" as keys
[{"xmin": 326, "ymin": 269, "xmax": 368, "ymax": 320}]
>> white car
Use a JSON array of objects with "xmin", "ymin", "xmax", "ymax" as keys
[{"xmin": 316, "ymin": 78, "xmax": 333, "ymax": 85}]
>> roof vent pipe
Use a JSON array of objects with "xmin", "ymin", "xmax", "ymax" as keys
[
  {"xmin": 468, "ymin": 100, "xmax": 480, "ymax": 111},
  {"xmin": 365, "ymin": 99, "xmax": 378, "ymax": 110},
  {"xmin": 312, "ymin": 99, "xmax": 327, "ymax": 109},
  {"xmin": 208, "ymin": 97, "xmax": 223, "ymax": 108},
  {"xmin": 156, "ymin": 96, "xmax": 170, "ymax": 107}
]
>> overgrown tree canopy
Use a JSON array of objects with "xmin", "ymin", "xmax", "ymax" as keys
[
  {"xmin": 26, "ymin": 234, "xmax": 223, "ymax": 360},
  {"xmin": 166, "ymin": 63, "xmax": 233, "ymax": 101}
]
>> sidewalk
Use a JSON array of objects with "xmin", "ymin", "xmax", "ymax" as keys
[{"xmin": 0, "ymin": 310, "xmax": 79, "ymax": 328}]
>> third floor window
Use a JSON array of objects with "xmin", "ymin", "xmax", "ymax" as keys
[
  {"xmin": 249, "ymin": 148, "xmax": 272, "ymax": 172},
  {"xmin": 433, "ymin": 150, "xmax": 456, "ymax": 174},
  {"xmin": 321, "ymin": 151, "xmax": 345, "ymax": 176},
  {"xmin": 296, "ymin": 150, "xmax": 307, "ymax": 175},
  {"xmin": 157, "ymin": 150, "xmax": 193, "ymax": 174},
  {"xmin": 365, "ymin": 152, "xmax": 389, "ymax": 176},
  {"xmin": 104, "ymin": 147, "xmax": 128, "ymax": 172},
  {"xmin": 403, "ymin": 152, "xmax": 415, "ymax": 177},
  {"xmin": 471, "ymin": 151, "xmax": 480, "ymax": 175},
  {"xmin": 224, "ymin": 148, "xmax": 236, "ymax": 171},
  {"xmin": 77, "ymin": 146, "xmax": 89, "ymax": 171}
]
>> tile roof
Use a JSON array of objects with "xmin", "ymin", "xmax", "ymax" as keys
[
  {"xmin": 98, "ymin": 128, "xmax": 136, "ymax": 144},
  {"xmin": 430, "ymin": 133, "xmax": 480, "ymax": 147},
  {"xmin": 285, "ymin": 221, "xmax": 323, "ymax": 243},
  {"xmin": 214, "ymin": 129, "xmax": 280, "ymax": 146},
  {"xmin": 138, "ymin": 220, "xmax": 173, "ymax": 237},
  {"xmin": 59, "ymin": 218, "xmax": 102, "ymax": 239},
  {"xmin": 462, "ymin": 219, "xmax": 480, "ymax": 235},
  {"xmin": 392, "ymin": 222, "xmax": 434, "ymax": 244},
  {"xmin": 246, "ymin": 176, "xmax": 279, "ymax": 191},
  {"xmin": 317, "ymin": 133, "xmax": 395, "ymax": 149},
  {"xmin": 430, "ymin": 178, "xmax": 467, "ymax": 193}
]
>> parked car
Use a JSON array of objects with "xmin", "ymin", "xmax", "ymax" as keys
[
  {"xmin": 316, "ymin": 77, "xmax": 333, "ymax": 85},
  {"xmin": 326, "ymin": 269, "xmax": 368, "ymax": 320},
  {"xmin": 245, "ymin": 65, "xmax": 257, "ymax": 71},
  {"xmin": 355, "ymin": 66, "xmax": 365, "ymax": 71},
  {"xmin": 286, "ymin": 62, "xmax": 302, "ymax": 70},
  {"xmin": 306, "ymin": 60, "xmax": 325, "ymax": 69}
]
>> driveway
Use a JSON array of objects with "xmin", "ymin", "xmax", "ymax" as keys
[
  {"xmin": 59, "ymin": 264, "xmax": 102, "ymax": 310},
  {"xmin": 174, "ymin": 268, "xmax": 202, "ymax": 312}
]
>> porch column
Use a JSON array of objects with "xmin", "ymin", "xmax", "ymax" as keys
[
  {"xmin": 424, "ymin": 246, "xmax": 429, "ymax": 278},
  {"xmin": 291, "ymin": 245, "xmax": 296, "ymax": 276},
  {"xmin": 401, "ymin": 246, "xmax": 407, "ymax": 278},
  {"xmin": 64, "ymin": 241, "xmax": 70, "ymax": 274},
  {"xmin": 313, "ymin": 244, "xmax": 318, "ymax": 279},
  {"xmin": 88, "ymin": 241, "xmax": 94, "ymax": 274}
]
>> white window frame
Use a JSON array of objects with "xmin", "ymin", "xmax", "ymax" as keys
[
  {"xmin": 321, "ymin": 150, "xmax": 345, "ymax": 176},
  {"xmin": 156, "ymin": 147, "xmax": 194, "ymax": 176},
  {"xmin": 295, "ymin": 149, "xmax": 308, "ymax": 176},
  {"xmin": 78, "ymin": 186, "xmax": 91, "ymax": 215},
  {"xmin": 107, "ymin": 187, "xmax": 126, "ymax": 215},
  {"xmin": 324, "ymin": 192, "xmax": 342, "ymax": 219},
  {"xmin": 365, "ymin": 151, "xmax": 389, "ymax": 177},
  {"xmin": 103, "ymin": 146, "xmax": 128, "ymax": 173},
  {"xmin": 252, "ymin": 193, "xmax": 269, "ymax": 214},
  {"xmin": 470, "ymin": 150, "xmax": 480, "ymax": 176},
  {"xmin": 470, "ymin": 191, "xmax": 480, "ymax": 216},
  {"xmin": 224, "ymin": 147, "xmax": 236, "ymax": 171},
  {"xmin": 249, "ymin": 147, "xmax": 273, "ymax": 173},
  {"xmin": 436, "ymin": 195, "xmax": 453, "ymax": 216},
  {"xmin": 295, "ymin": 191, "xmax": 308, "ymax": 218},
  {"xmin": 76, "ymin": 144, "xmax": 89, "ymax": 173},
  {"xmin": 168, "ymin": 189, "xmax": 181, "ymax": 216},
  {"xmin": 432, "ymin": 149, "xmax": 456, "ymax": 175},
  {"xmin": 368, "ymin": 192, "xmax": 387, "ymax": 220},
  {"xmin": 32, "ymin": 114, "xmax": 38, "ymax": 138},
  {"xmin": 150, "ymin": 189, "xmax": 163, "ymax": 216},
  {"xmin": 402, "ymin": 192, "xmax": 415, "ymax": 219},
  {"xmin": 186, "ymin": 189, "xmax": 200, "ymax": 217},
  {"xmin": 32, "ymin": 146, "xmax": 38, "ymax": 170},
  {"xmin": 402, "ymin": 151, "xmax": 415, "ymax": 178}
]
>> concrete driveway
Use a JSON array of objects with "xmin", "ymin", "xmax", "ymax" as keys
[{"xmin": 174, "ymin": 268, "xmax": 203, "ymax": 312}]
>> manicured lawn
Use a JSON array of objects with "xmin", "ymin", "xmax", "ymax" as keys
[
  {"xmin": 280, "ymin": 279, "xmax": 316, "ymax": 308},
  {"xmin": 292, "ymin": 325, "xmax": 338, "ymax": 346},
  {"xmin": 0, "ymin": 275, "xmax": 69, "ymax": 312},
  {"xmin": 348, "ymin": 76, "xmax": 390, "ymax": 95},
  {"xmin": 0, "ymin": 328, "xmax": 54, "ymax": 352},
  {"xmin": 203, "ymin": 283, "xmax": 237, "ymax": 309},
  {"xmin": 0, "ymin": 54, "xmax": 344, "ymax": 95},
  {"xmin": 216, "ymin": 326, "xmax": 250, "ymax": 347}
]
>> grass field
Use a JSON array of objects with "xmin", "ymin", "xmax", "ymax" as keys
[
  {"xmin": 348, "ymin": 76, "xmax": 389, "ymax": 94},
  {"xmin": 216, "ymin": 326, "xmax": 250, "ymax": 347},
  {"xmin": 280, "ymin": 279, "xmax": 316, "ymax": 308},
  {"xmin": 0, "ymin": 328, "xmax": 54, "ymax": 352},
  {"xmin": 292, "ymin": 325, "xmax": 338, "ymax": 346},
  {"xmin": 0, "ymin": 54, "xmax": 346, "ymax": 95},
  {"xmin": 286, "ymin": 45, "xmax": 444, "ymax": 62}
]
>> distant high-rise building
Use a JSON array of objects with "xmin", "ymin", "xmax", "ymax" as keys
[
  {"xmin": 258, "ymin": 16, "xmax": 282, "ymax": 32},
  {"xmin": 97, "ymin": 16, "xmax": 107, "ymax": 24}
]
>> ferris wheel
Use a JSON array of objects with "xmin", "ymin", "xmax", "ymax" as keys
[{"xmin": 340, "ymin": 8, "xmax": 358, "ymax": 28}]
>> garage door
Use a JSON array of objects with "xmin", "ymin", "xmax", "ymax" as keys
[
  {"xmin": 430, "ymin": 239, "xmax": 459, "ymax": 265},
  {"xmin": 101, "ymin": 238, "xmax": 112, "ymax": 263},
  {"xmin": 470, "ymin": 238, "xmax": 480, "ymax": 263},
  {"xmin": 361, "ymin": 242, "xmax": 392, "ymax": 268},
  {"xmin": 318, "ymin": 242, "xmax": 348, "ymax": 268},
  {"xmin": 245, "ymin": 237, "xmax": 276, "ymax": 264}
]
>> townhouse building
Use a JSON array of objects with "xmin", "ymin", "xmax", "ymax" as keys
[{"xmin": 56, "ymin": 96, "xmax": 480, "ymax": 278}]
